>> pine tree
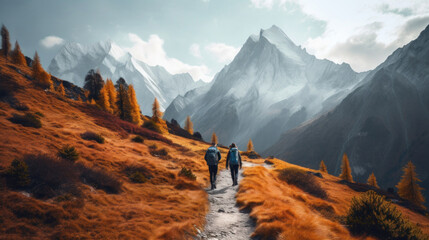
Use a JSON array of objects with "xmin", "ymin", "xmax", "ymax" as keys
[
  {"xmin": 211, "ymin": 132, "xmax": 218, "ymax": 145},
  {"xmin": 11, "ymin": 41, "xmax": 26, "ymax": 66},
  {"xmin": 128, "ymin": 85, "xmax": 142, "ymax": 125},
  {"xmin": 56, "ymin": 82, "xmax": 65, "ymax": 96},
  {"xmin": 396, "ymin": 161, "xmax": 425, "ymax": 208},
  {"xmin": 1, "ymin": 25, "xmax": 11, "ymax": 60},
  {"xmin": 84, "ymin": 69, "xmax": 104, "ymax": 101},
  {"xmin": 97, "ymin": 85, "xmax": 111, "ymax": 112},
  {"xmin": 319, "ymin": 160, "xmax": 327, "ymax": 173},
  {"xmin": 77, "ymin": 95, "xmax": 82, "ymax": 102},
  {"xmin": 116, "ymin": 78, "xmax": 132, "ymax": 121},
  {"xmin": 105, "ymin": 79, "xmax": 117, "ymax": 114},
  {"xmin": 339, "ymin": 154, "xmax": 353, "ymax": 182},
  {"xmin": 152, "ymin": 97, "xmax": 163, "ymax": 122},
  {"xmin": 247, "ymin": 139, "xmax": 254, "ymax": 152},
  {"xmin": 31, "ymin": 52, "xmax": 52, "ymax": 89},
  {"xmin": 184, "ymin": 116, "xmax": 193, "ymax": 135},
  {"xmin": 367, "ymin": 172, "xmax": 379, "ymax": 188}
]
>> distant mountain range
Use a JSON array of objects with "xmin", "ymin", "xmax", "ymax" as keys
[
  {"xmin": 266, "ymin": 25, "xmax": 429, "ymax": 200},
  {"xmin": 164, "ymin": 25, "xmax": 367, "ymax": 151},
  {"xmin": 48, "ymin": 41, "xmax": 205, "ymax": 114}
]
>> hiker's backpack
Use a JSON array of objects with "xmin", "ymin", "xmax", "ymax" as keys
[
  {"xmin": 229, "ymin": 148, "xmax": 239, "ymax": 165},
  {"xmin": 206, "ymin": 147, "xmax": 218, "ymax": 165}
]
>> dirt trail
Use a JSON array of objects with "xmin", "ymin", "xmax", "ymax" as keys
[{"xmin": 197, "ymin": 162, "xmax": 258, "ymax": 240}]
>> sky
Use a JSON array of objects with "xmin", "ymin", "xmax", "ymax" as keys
[{"xmin": 1, "ymin": 0, "xmax": 428, "ymax": 82}]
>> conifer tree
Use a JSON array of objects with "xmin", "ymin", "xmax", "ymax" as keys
[
  {"xmin": 152, "ymin": 98, "xmax": 163, "ymax": 122},
  {"xmin": 1, "ymin": 25, "xmax": 11, "ymax": 60},
  {"xmin": 319, "ymin": 160, "xmax": 327, "ymax": 173},
  {"xmin": 11, "ymin": 41, "xmax": 26, "ymax": 66},
  {"xmin": 105, "ymin": 79, "xmax": 117, "ymax": 113},
  {"xmin": 211, "ymin": 132, "xmax": 218, "ymax": 145},
  {"xmin": 339, "ymin": 153, "xmax": 353, "ymax": 182},
  {"xmin": 128, "ymin": 85, "xmax": 142, "ymax": 125},
  {"xmin": 84, "ymin": 69, "xmax": 104, "ymax": 101},
  {"xmin": 367, "ymin": 172, "xmax": 379, "ymax": 188},
  {"xmin": 97, "ymin": 85, "xmax": 111, "ymax": 112},
  {"xmin": 116, "ymin": 78, "xmax": 132, "ymax": 121},
  {"xmin": 77, "ymin": 95, "xmax": 82, "ymax": 102},
  {"xmin": 56, "ymin": 82, "xmax": 65, "ymax": 96},
  {"xmin": 184, "ymin": 116, "xmax": 193, "ymax": 135},
  {"xmin": 90, "ymin": 99, "xmax": 96, "ymax": 105},
  {"xmin": 31, "ymin": 52, "xmax": 52, "ymax": 89},
  {"xmin": 396, "ymin": 161, "xmax": 425, "ymax": 208},
  {"xmin": 247, "ymin": 139, "xmax": 254, "ymax": 152}
]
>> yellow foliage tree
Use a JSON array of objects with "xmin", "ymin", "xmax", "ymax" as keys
[
  {"xmin": 105, "ymin": 79, "xmax": 117, "ymax": 114},
  {"xmin": 97, "ymin": 85, "xmax": 111, "ymax": 112},
  {"xmin": 32, "ymin": 52, "xmax": 52, "ymax": 89},
  {"xmin": 247, "ymin": 139, "xmax": 254, "ymax": 152},
  {"xmin": 90, "ymin": 99, "xmax": 96, "ymax": 105},
  {"xmin": 396, "ymin": 161, "xmax": 425, "ymax": 208},
  {"xmin": 56, "ymin": 82, "xmax": 65, "ymax": 96},
  {"xmin": 11, "ymin": 41, "xmax": 27, "ymax": 66},
  {"xmin": 367, "ymin": 172, "xmax": 379, "ymax": 188},
  {"xmin": 184, "ymin": 116, "xmax": 193, "ymax": 135},
  {"xmin": 319, "ymin": 160, "xmax": 327, "ymax": 173},
  {"xmin": 339, "ymin": 154, "xmax": 353, "ymax": 182},
  {"xmin": 152, "ymin": 98, "xmax": 163, "ymax": 122},
  {"xmin": 211, "ymin": 132, "xmax": 218, "ymax": 145},
  {"xmin": 128, "ymin": 85, "xmax": 142, "ymax": 125}
]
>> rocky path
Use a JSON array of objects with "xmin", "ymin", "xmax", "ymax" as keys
[{"xmin": 197, "ymin": 162, "xmax": 257, "ymax": 240}]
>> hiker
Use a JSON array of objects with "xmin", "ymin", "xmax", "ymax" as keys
[
  {"xmin": 226, "ymin": 143, "xmax": 242, "ymax": 186},
  {"xmin": 204, "ymin": 142, "xmax": 221, "ymax": 190}
]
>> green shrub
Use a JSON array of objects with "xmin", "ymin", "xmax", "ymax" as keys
[
  {"xmin": 178, "ymin": 167, "xmax": 196, "ymax": 181},
  {"xmin": 35, "ymin": 111, "xmax": 44, "ymax": 117},
  {"xmin": 149, "ymin": 144, "xmax": 158, "ymax": 150},
  {"xmin": 150, "ymin": 147, "xmax": 169, "ymax": 159},
  {"xmin": 6, "ymin": 159, "xmax": 30, "ymax": 188},
  {"xmin": 143, "ymin": 120, "xmax": 162, "ymax": 133},
  {"xmin": 81, "ymin": 131, "xmax": 105, "ymax": 144},
  {"xmin": 129, "ymin": 172, "xmax": 147, "ymax": 183},
  {"xmin": 58, "ymin": 145, "xmax": 79, "ymax": 162},
  {"xmin": 9, "ymin": 113, "xmax": 42, "ymax": 128},
  {"xmin": 77, "ymin": 165, "xmax": 122, "ymax": 194},
  {"xmin": 278, "ymin": 167, "xmax": 327, "ymax": 199},
  {"xmin": 131, "ymin": 135, "xmax": 144, "ymax": 143},
  {"xmin": 346, "ymin": 190, "xmax": 427, "ymax": 240}
]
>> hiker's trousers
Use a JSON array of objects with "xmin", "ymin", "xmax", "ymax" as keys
[
  {"xmin": 230, "ymin": 164, "xmax": 239, "ymax": 183},
  {"xmin": 208, "ymin": 165, "xmax": 218, "ymax": 186}
]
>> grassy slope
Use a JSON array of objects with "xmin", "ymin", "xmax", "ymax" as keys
[
  {"xmin": 237, "ymin": 158, "xmax": 429, "ymax": 240},
  {"xmin": 0, "ymin": 57, "xmax": 221, "ymax": 239}
]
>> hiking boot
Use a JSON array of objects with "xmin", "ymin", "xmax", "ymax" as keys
[
  {"xmin": 214, "ymin": 184, "xmax": 217, "ymax": 189},
  {"xmin": 211, "ymin": 185, "xmax": 214, "ymax": 190}
]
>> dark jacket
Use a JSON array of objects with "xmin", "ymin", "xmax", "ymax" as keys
[
  {"xmin": 226, "ymin": 147, "xmax": 242, "ymax": 168},
  {"xmin": 204, "ymin": 146, "xmax": 221, "ymax": 165}
]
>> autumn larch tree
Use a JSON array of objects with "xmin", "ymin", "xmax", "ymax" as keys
[
  {"xmin": 152, "ymin": 97, "xmax": 163, "ymax": 122},
  {"xmin": 115, "ymin": 77, "xmax": 132, "ymax": 122},
  {"xmin": 11, "ymin": 41, "xmax": 26, "ymax": 66},
  {"xmin": 32, "ymin": 52, "xmax": 52, "ymax": 89},
  {"xmin": 319, "ymin": 160, "xmax": 327, "ymax": 173},
  {"xmin": 97, "ymin": 85, "xmax": 111, "ymax": 113},
  {"xmin": 84, "ymin": 69, "xmax": 104, "ymax": 101},
  {"xmin": 1, "ymin": 25, "xmax": 11, "ymax": 60},
  {"xmin": 211, "ymin": 132, "xmax": 218, "ymax": 145},
  {"xmin": 128, "ymin": 84, "xmax": 142, "ymax": 125},
  {"xmin": 105, "ymin": 79, "xmax": 117, "ymax": 114},
  {"xmin": 367, "ymin": 172, "xmax": 379, "ymax": 188},
  {"xmin": 247, "ymin": 139, "xmax": 254, "ymax": 152},
  {"xmin": 184, "ymin": 116, "xmax": 193, "ymax": 135},
  {"xmin": 56, "ymin": 82, "xmax": 65, "ymax": 96},
  {"xmin": 396, "ymin": 161, "xmax": 425, "ymax": 208},
  {"xmin": 339, "ymin": 153, "xmax": 353, "ymax": 182}
]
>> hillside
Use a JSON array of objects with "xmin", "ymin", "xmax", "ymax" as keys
[{"xmin": 0, "ymin": 57, "xmax": 219, "ymax": 239}]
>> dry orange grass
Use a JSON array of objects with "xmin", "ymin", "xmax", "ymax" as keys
[
  {"xmin": 236, "ymin": 158, "xmax": 429, "ymax": 240},
  {"xmin": 0, "ymin": 57, "xmax": 213, "ymax": 239}
]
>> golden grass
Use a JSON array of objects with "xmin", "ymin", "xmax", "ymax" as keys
[{"xmin": 0, "ymin": 57, "xmax": 213, "ymax": 239}]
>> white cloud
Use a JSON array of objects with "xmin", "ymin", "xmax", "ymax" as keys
[
  {"xmin": 126, "ymin": 33, "xmax": 212, "ymax": 82},
  {"xmin": 40, "ymin": 36, "xmax": 64, "ymax": 48},
  {"xmin": 205, "ymin": 43, "xmax": 240, "ymax": 63},
  {"xmin": 190, "ymin": 43, "xmax": 202, "ymax": 58},
  {"xmin": 250, "ymin": 0, "xmax": 286, "ymax": 9}
]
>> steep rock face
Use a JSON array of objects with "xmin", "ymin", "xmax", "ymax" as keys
[
  {"xmin": 48, "ymin": 41, "xmax": 205, "ymax": 114},
  {"xmin": 266, "ymin": 25, "xmax": 429, "ymax": 200},
  {"xmin": 165, "ymin": 25, "xmax": 366, "ymax": 150}
]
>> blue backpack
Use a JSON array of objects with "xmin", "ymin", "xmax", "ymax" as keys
[
  {"xmin": 229, "ymin": 148, "xmax": 239, "ymax": 165},
  {"xmin": 206, "ymin": 146, "xmax": 218, "ymax": 165}
]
